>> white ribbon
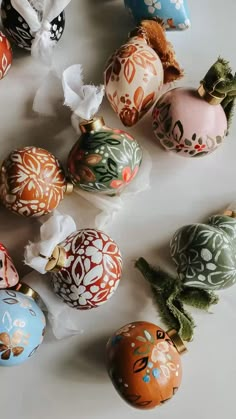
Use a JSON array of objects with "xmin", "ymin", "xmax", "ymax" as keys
[
  {"xmin": 24, "ymin": 213, "xmax": 76, "ymax": 274},
  {"xmin": 11, "ymin": 0, "xmax": 71, "ymax": 62},
  {"xmin": 62, "ymin": 64, "xmax": 105, "ymax": 120}
]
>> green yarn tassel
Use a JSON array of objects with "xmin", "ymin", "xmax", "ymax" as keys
[
  {"xmin": 135, "ymin": 257, "xmax": 219, "ymax": 342},
  {"xmin": 200, "ymin": 57, "xmax": 236, "ymax": 129}
]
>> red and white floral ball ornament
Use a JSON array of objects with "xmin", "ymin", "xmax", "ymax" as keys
[
  {"xmin": 51, "ymin": 229, "xmax": 123, "ymax": 310},
  {"xmin": 0, "ymin": 31, "xmax": 12, "ymax": 80}
]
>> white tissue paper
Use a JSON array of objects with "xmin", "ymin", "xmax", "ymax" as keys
[
  {"xmin": 33, "ymin": 64, "xmax": 152, "ymax": 229},
  {"xmin": 11, "ymin": 0, "xmax": 71, "ymax": 63},
  {"xmin": 24, "ymin": 212, "xmax": 76, "ymax": 274}
]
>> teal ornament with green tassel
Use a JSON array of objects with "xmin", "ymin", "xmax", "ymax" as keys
[{"xmin": 153, "ymin": 58, "xmax": 236, "ymax": 157}]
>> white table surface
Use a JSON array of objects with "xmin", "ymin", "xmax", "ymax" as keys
[{"xmin": 1, "ymin": 0, "xmax": 236, "ymax": 418}]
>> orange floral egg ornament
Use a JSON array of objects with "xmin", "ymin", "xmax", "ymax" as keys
[
  {"xmin": 0, "ymin": 31, "xmax": 12, "ymax": 80},
  {"xmin": 0, "ymin": 147, "xmax": 67, "ymax": 217},
  {"xmin": 107, "ymin": 321, "xmax": 183, "ymax": 409}
]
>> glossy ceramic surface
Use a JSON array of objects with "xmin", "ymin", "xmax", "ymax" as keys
[
  {"xmin": 153, "ymin": 88, "xmax": 228, "ymax": 157},
  {"xmin": 1, "ymin": 0, "xmax": 65, "ymax": 50},
  {"xmin": 170, "ymin": 215, "xmax": 236, "ymax": 290},
  {"xmin": 67, "ymin": 125, "xmax": 142, "ymax": 193},
  {"xmin": 51, "ymin": 229, "xmax": 122, "ymax": 309},
  {"xmin": 0, "ymin": 290, "xmax": 45, "ymax": 366},
  {"xmin": 0, "ymin": 146, "xmax": 67, "ymax": 217},
  {"xmin": 124, "ymin": 0, "xmax": 191, "ymax": 30},
  {"xmin": 105, "ymin": 36, "xmax": 163, "ymax": 127},
  {"xmin": 0, "ymin": 243, "xmax": 19, "ymax": 289},
  {"xmin": 0, "ymin": 31, "xmax": 12, "ymax": 79},
  {"xmin": 107, "ymin": 321, "xmax": 182, "ymax": 409}
]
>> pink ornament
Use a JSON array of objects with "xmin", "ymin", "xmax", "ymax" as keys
[
  {"xmin": 0, "ymin": 243, "xmax": 19, "ymax": 289},
  {"xmin": 153, "ymin": 88, "xmax": 228, "ymax": 157}
]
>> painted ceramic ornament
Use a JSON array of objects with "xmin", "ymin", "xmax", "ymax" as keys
[
  {"xmin": 104, "ymin": 20, "xmax": 183, "ymax": 127},
  {"xmin": 1, "ymin": 0, "xmax": 65, "ymax": 50},
  {"xmin": 153, "ymin": 58, "xmax": 236, "ymax": 157},
  {"xmin": 170, "ymin": 214, "xmax": 236, "ymax": 291},
  {"xmin": 0, "ymin": 31, "xmax": 12, "ymax": 80},
  {"xmin": 24, "ymin": 215, "xmax": 123, "ymax": 310},
  {"xmin": 107, "ymin": 321, "xmax": 186, "ymax": 410},
  {"xmin": 124, "ymin": 0, "xmax": 191, "ymax": 30},
  {"xmin": 67, "ymin": 117, "xmax": 142, "ymax": 193},
  {"xmin": 0, "ymin": 284, "xmax": 45, "ymax": 366},
  {"xmin": 0, "ymin": 146, "xmax": 69, "ymax": 217},
  {"xmin": 0, "ymin": 243, "xmax": 19, "ymax": 289}
]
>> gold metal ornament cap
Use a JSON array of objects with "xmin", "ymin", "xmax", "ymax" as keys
[
  {"xmin": 167, "ymin": 329, "xmax": 188, "ymax": 355},
  {"xmin": 45, "ymin": 246, "xmax": 66, "ymax": 273},
  {"xmin": 79, "ymin": 116, "xmax": 105, "ymax": 134},
  {"xmin": 197, "ymin": 84, "xmax": 226, "ymax": 105},
  {"xmin": 13, "ymin": 283, "xmax": 39, "ymax": 302},
  {"xmin": 64, "ymin": 182, "xmax": 74, "ymax": 194}
]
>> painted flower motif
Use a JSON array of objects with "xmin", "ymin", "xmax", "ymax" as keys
[
  {"xmin": 170, "ymin": 0, "xmax": 183, "ymax": 10},
  {"xmin": 119, "ymin": 106, "xmax": 139, "ymax": 127},
  {"xmin": 85, "ymin": 239, "xmax": 104, "ymax": 264},
  {"xmin": 178, "ymin": 249, "xmax": 204, "ymax": 279},
  {"xmin": 151, "ymin": 341, "xmax": 169, "ymax": 363},
  {"xmin": 144, "ymin": 0, "xmax": 162, "ymax": 14},
  {"xmin": 13, "ymin": 319, "xmax": 26, "ymax": 328},
  {"xmin": 116, "ymin": 324, "xmax": 135, "ymax": 337},
  {"xmin": 178, "ymin": 19, "xmax": 191, "ymax": 29},
  {"xmin": 0, "ymin": 332, "xmax": 24, "ymax": 360},
  {"xmin": 70, "ymin": 285, "xmax": 92, "ymax": 306},
  {"xmin": 110, "ymin": 166, "xmax": 139, "ymax": 189},
  {"xmin": 194, "ymin": 144, "xmax": 206, "ymax": 152}
]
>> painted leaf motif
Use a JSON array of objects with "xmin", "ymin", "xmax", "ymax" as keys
[
  {"xmin": 134, "ymin": 86, "xmax": 144, "ymax": 110},
  {"xmin": 141, "ymin": 92, "xmax": 155, "ymax": 111},
  {"xmin": 6, "ymin": 291, "xmax": 16, "ymax": 298},
  {"xmin": 136, "ymin": 336, "xmax": 147, "ymax": 343},
  {"xmin": 113, "ymin": 58, "xmax": 121, "ymax": 76},
  {"xmin": 29, "ymin": 309, "xmax": 36, "ymax": 316},
  {"xmin": 28, "ymin": 345, "xmax": 39, "ymax": 358},
  {"xmin": 133, "ymin": 356, "xmax": 149, "ymax": 373},
  {"xmin": 134, "ymin": 343, "xmax": 151, "ymax": 356},
  {"xmin": 172, "ymin": 120, "xmax": 184, "ymax": 143},
  {"xmin": 140, "ymin": 50, "xmax": 157, "ymax": 61},
  {"xmin": 107, "ymin": 158, "xmax": 118, "ymax": 176},
  {"xmin": 83, "ymin": 265, "xmax": 103, "ymax": 286},
  {"xmin": 124, "ymin": 59, "xmax": 135, "ymax": 84},
  {"xmin": 3, "ymin": 298, "xmax": 18, "ymax": 305},
  {"xmin": 145, "ymin": 61, "xmax": 157, "ymax": 76},
  {"xmin": 107, "ymin": 146, "xmax": 129, "ymax": 164},
  {"xmin": 85, "ymin": 155, "xmax": 102, "ymax": 165},
  {"xmin": 12, "ymin": 347, "xmax": 24, "ymax": 357},
  {"xmin": 2, "ymin": 311, "xmax": 13, "ymax": 332},
  {"xmin": 0, "ymin": 332, "xmax": 10, "ymax": 345},
  {"xmin": 0, "ymin": 344, "xmax": 8, "ymax": 352},
  {"xmin": 144, "ymin": 330, "xmax": 154, "ymax": 343},
  {"xmin": 1, "ymin": 349, "xmax": 11, "ymax": 360},
  {"xmin": 160, "ymin": 364, "xmax": 170, "ymax": 378},
  {"xmin": 133, "ymin": 54, "xmax": 146, "ymax": 69},
  {"xmin": 91, "ymin": 289, "xmax": 109, "ymax": 302}
]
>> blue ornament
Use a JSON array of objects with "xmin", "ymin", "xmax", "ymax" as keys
[
  {"xmin": 0, "ymin": 286, "xmax": 46, "ymax": 366},
  {"xmin": 124, "ymin": 0, "xmax": 191, "ymax": 30}
]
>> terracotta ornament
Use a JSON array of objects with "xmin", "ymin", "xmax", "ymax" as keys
[
  {"xmin": 124, "ymin": 0, "xmax": 191, "ymax": 30},
  {"xmin": 104, "ymin": 20, "xmax": 183, "ymax": 127},
  {"xmin": 24, "ymin": 214, "xmax": 123, "ymax": 310},
  {"xmin": 153, "ymin": 58, "xmax": 236, "ymax": 157},
  {"xmin": 0, "ymin": 31, "xmax": 12, "ymax": 80},
  {"xmin": 0, "ymin": 243, "xmax": 19, "ymax": 289},
  {"xmin": 0, "ymin": 146, "xmax": 68, "ymax": 217},
  {"xmin": 0, "ymin": 284, "xmax": 45, "ymax": 366},
  {"xmin": 107, "ymin": 321, "xmax": 186, "ymax": 409}
]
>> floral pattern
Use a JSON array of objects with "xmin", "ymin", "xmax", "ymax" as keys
[
  {"xmin": 0, "ymin": 243, "xmax": 19, "ymax": 289},
  {"xmin": 67, "ymin": 126, "xmax": 142, "ymax": 193},
  {"xmin": 0, "ymin": 290, "xmax": 45, "ymax": 365},
  {"xmin": 170, "ymin": 215, "xmax": 236, "ymax": 290},
  {"xmin": 107, "ymin": 322, "xmax": 182, "ymax": 409},
  {"xmin": 105, "ymin": 37, "xmax": 163, "ymax": 127},
  {"xmin": 51, "ymin": 229, "xmax": 123, "ymax": 310},
  {"xmin": 124, "ymin": 0, "xmax": 191, "ymax": 30},
  {"xmin": 0, "ymin": 31, "xmax": 12, "ymax": 80},
  {"xmin": 0, "ymin": 146, "xmax": 67, "ymax": 217},
  {"xmin": 1, "ymin": 0, "xmax": 65, "ymax": 51},
  {"xmin": 152, "ymin": 98, "xmax": 226, "ymax": 157}
]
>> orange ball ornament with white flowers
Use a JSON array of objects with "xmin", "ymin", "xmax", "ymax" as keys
[{"xmin": 0, "ymin": 31, "xmax": 12, "ymax": 79}]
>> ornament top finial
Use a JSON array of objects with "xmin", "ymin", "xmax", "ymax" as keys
[
  {"xmin": 44, "ymin": 246, "xmax": 66, "ymax": 273},
  {"xmin": 14, "ymin": 283, "xmax": 39, "ymax": 302},
  {"xmin": 79, "ymin": 116, "xmax": 105, "ymax": 134},
  {"xmin": 167, "ymin": 329, "xmax": 188, "ymax": 355}
]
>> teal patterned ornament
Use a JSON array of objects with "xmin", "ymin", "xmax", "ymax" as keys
[
  {"xmin": 170, "ymin": 215, "xmax": 236, "ymax": 290},
  {"xmin": 67, "ymin": 117, "xmax": 142, "ymax": 193}
]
